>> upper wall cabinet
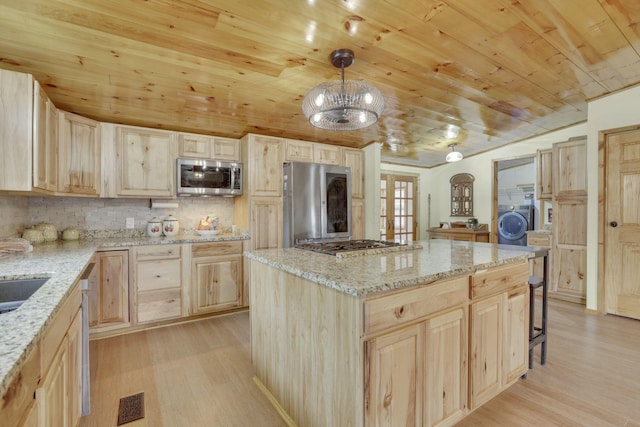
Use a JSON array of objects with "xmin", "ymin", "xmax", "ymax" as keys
[
  {"xmin": 33, "ymin": 81, "xmax": 59, "ymax": 193},
  {"xmin": 177, "ymin": 132, "xmax": 240, "ymax": 161},
  {"xmin": 58, "ymin": 111, "xmax": 101, "ymax": 196},
  {"xmin": 536, "ymin": 149, "xmax": 553, "ymax": 200},
  {"xmin": 243, "ymin": 134, "xmax": 283, "ymax": 197},
  {"xmin": 115, "ymin": 125, "xmax": 176, "ymax": 198},
  {"xmin": 343, "ymin": 148, "xmax": 364, "ymax": 199},
  {"xmin": 0, "ymin": 69, "xmax": 33, "ymax": 192},
  {"xmin": 553, "ymin": 139, "xmax": 587, "ymax": 197}
]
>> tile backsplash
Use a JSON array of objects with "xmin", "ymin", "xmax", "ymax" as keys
[
  {"xmin": 0, "ymin": 196, "xmax": 29, "ymax": 238},
  {"xmin": 20, "ymin": 196, "xmax": 235, "ymax": 235}
]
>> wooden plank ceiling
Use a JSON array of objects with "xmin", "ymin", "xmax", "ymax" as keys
[{"xmin": 1, "ymin": 0, "xmax": 639, "ymax": 167}]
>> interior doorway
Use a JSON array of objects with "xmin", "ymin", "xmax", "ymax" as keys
[
  {"xmin": 380, "ymin": 173, "xmax": 417, "ymax": 243},
  {"xmin": 491, "ymin": 155, "xmax": 537, "ymax": 243}
]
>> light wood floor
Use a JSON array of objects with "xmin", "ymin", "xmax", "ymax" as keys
[{"xmin": 80, "ymin": 300, "xmax": 640, "ymax": 427}]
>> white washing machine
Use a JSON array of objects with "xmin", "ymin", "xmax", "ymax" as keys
[{"xmin": 498, "ymin": 205, "xmax": 535, "ymax": 246}]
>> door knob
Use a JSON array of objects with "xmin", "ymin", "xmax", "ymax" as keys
[{"xmin": 609, "ymin": 221, "xmax": 618, "ymax": 228}]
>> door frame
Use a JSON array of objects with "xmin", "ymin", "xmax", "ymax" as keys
[{"xmin": 597, "ymin": 124, "xmax": 640, "ymax": 313}]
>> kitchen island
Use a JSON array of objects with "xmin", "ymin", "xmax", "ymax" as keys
[{"xmin": 246, "ymin": 239, "xmax": 535, "ymax": 427}]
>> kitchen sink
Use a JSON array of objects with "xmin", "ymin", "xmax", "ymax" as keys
[{"xmin": 0, "ymin": 278, "xmax": 49, "ymax": 314}]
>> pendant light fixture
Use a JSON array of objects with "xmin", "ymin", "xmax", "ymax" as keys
[
  {"xmin": 446, "ymin": 143, "xmax": 463, "ymax": 162},
  {"xmin": 302, "ymin": 49, "xmax": 384, "ymax": 131}
]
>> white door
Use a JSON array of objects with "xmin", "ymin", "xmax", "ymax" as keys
[{"xmin": 605, "ymin": 129, "xmax": 640, "ymax": 319}]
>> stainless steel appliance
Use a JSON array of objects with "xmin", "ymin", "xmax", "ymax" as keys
[
  {"xmin": 295, "ymin": 239, "xmax": 404, "ymax": 255},
  {"xmin": 176, "ymin": 158, "xmax": 242, "ymax": 197},
  {"xmin": 283, "ymin": 162, "xmax": 352, "ymax": 247}
]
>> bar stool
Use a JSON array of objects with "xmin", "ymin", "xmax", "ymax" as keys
[{"xmin": 528, "ymin": 249, "xmax": 548, "ymax": 369}]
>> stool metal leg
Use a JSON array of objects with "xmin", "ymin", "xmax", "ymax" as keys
[{"xmin": 540, "ymin": 254, "xmax": 548, "ymax": 365}]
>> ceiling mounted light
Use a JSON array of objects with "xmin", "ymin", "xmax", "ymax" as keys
[
  {"xmin": 444, "ymin": 124, "xmax": 460, "ymax": 140},
  {"xmin": 446, "ymin": 143, "xmax": 463, "ymax": 162},
  {"xmin": 302, "ymin": 49, "xmax": 384, "ymax": 131}
]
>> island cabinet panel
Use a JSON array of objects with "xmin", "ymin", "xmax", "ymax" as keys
[
  {"xmin": 363, "ymin": 275, "xmax": 468, "ymax": 336},
  {"xmin": 471, "ymin": 261, "xmax": 529, "ymax": 299},
  {"xmin": 250, "ymin": 262, "xmax": 362, "ymax": 427},
  {"xmin": 469, "ymin": 284, "xmax": 529, "ymax": 410},
  {"xmin": 365, "ymin": 323, "xmax": 424, "ymax": 427}
]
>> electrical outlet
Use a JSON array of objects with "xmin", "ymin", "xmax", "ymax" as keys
[{"xmin": 126, "ymin": 217, "xmax": 135, "ymax": 229}]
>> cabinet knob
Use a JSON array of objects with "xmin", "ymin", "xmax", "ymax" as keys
[{"xmin": 609, "ymin": 221, "xmax": 618, "ymax": 228}]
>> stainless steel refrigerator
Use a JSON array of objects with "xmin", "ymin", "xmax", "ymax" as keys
[{"xmin": 283, "ymin": 162, "xmax": 352, "ymax": 247}]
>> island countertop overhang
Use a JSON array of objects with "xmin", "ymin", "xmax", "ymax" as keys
[{"xmin": 245, "ymin": 239, "xmax": 536, "ymax": 297}]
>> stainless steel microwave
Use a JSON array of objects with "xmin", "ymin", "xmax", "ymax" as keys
[{"xmin": 176, "ymin": 158, "xmax": 243, "ymax": 197}]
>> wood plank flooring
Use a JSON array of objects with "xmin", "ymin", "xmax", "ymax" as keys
[{"xmin": 80, "ymin": 300, "xmax": 640, "ymax": 427}]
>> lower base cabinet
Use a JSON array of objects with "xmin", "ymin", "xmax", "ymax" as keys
[
  {"xmin": 191, "ymin": 241, "xmax": 243, "ymax": 314},
  {"xmin": 366, "ymin": 308, "xmax": 467, "ymax": 427},
  {"xmin": 470, "ymin": 285, "xmax": 529, "ymax": 409},
  {"xmin": 133, "ymin": 244, "xmax": 185, "ymax": 324}
]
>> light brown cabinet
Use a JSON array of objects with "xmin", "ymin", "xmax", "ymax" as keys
[
  {"xmin": 58, "ymin": 111, "xmax": 101, "ymax": 196},
  {"xmin": 313, "ymin": 144, "xmax": 341, "ymax": 165},
  {"xmin": 365, "ymin": 276, "xmax": 468, "ymax": 427},
  {"xmin": 88, "ymin": 250, "xmax": 130, "ymax": 334},
  {"xmin": 428, "ymin": 226, "xmax": 490, "ymax": 242},
  {"xmin": 536, "ymin": 149, "xmax": 553, "ymax": 199},
  {"xmin": 351, "ymin": 198, "xmax": 365, "ymax": 240},
  {"xmin": 191, "ymin": 241, "xmax": 243, "ymax": 314},
  {"xmin": 33, "ymin": 81, "xmax": 58, "ymax": 192},
  {"xmin": 283, "ymin": 139, "xmax": 314, "ymax": 162},
  {"xmin": 133, "ymin": 244, "xmax": 184, "ymax": 324},
  {"xmin": 178, "ymin": 132, "xmax": 240, "ymax": 161},
  {"xmin": 343, "ymin": 148, "xmax": 364, "ymax": 199},
  {"xmin": 0, "ymin": 69, "xmax": 33, "ymax": 192},
  {"xmin": 115, "ymin": 125, "xmax": 176, "ymax": 197},
  {"xmin": 469, "ymin": 262, "xmax": 529, "ymax": 409},
  {"xmin": 552, "ymin": 137, "xmax": 587, "ymax": 303},
  {"xmin": 244, "ymin": 134, "xmax": 283, "ymax": 197},
  {"xmin": 249, "ymin": 197, "xmax": 283, "ymax": 251}
]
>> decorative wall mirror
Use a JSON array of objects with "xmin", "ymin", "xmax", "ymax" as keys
[{"xmin": 450, "ymin": 173, "xmax": 474, "ymax": 216}]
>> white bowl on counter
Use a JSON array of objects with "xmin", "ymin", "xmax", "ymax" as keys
[{"xmin": 196, "ymin": 229, "xmax": 220, "ymax": 236}]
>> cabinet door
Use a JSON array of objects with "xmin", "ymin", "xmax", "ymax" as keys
[
  {"xmin": 192, "ymin": 254, "xmax": 243, "ymax": 314},
  {"xmin": 33, "ymin": 81, "xmax": 58, "ymax": 192},
  {"xmin": 178, "ymin": 132, "xmax": 211, "ymax": 158},
  {"xmin": 116, "ymin": 126, "xmax": 175, "ymax": 197},
  {"xmin": 284, "ymin": 139, "xmax": 314, "ymax": 162},
  {"xmin": 134, "ymin": 247, "xmax": 183, "ymax": 324},
  {"xmin": 58, "ymin": 111, "xmax": 101, "ymax": 195},
  {"xmin": 88, "ymin": 250, "xmax": 130, "ymax": 330},
  {"xmin": 352, "ymin": 198, "xmax": 365, "ymax": 240},
  {"xmin": 246, "ymin": 134, "xmax": 282, "ymax": 196},
  {"xmin": 66, "ymin": 310, "xmax": 83, "ymax": 426},
  {"xmin": 250, "ymin": 197, "xmax": 283, "ymax": 250},
  {"xmin": 553, "ymin": 138, "xmax": 587, "ymax": 197},
  {"xmin": 343, "ymin": 148, "xmax": 364, "ymax": 198},
  {"xmin": 0, "ymin": 69, "xmax": 33, "ymax": 192},
  {"xmin": 424, "ymin": 308, "xmax": 467, "ymax": 427},
  {"xmin": 212, "ymin": 137, "xmax": 241, "ymax": 161},
  {"xmin": 469, "ymin": 293, "xmax": 503, "ymax": 409},
  {"xmin": 366, "ymin": 323, "xmax": 423, "ymax": 427},
  {"xmin": 536, "ymin": 149, "xmax": 552, "ymax": 199},
  {"xmin": 503, "ymin": 286, "xmax": 529, "ymax": 384},
  {"xmin": 314, "ymin": 143, "xmax": 341, "ymax": 165},
  {"xmin": 38, "ymin": 338, "xmax": 68, "ymax": 427}
]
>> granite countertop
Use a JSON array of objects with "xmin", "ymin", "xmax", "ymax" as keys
[
  {"xmin": 0, "ymin": 231, "xmax": 248, "ymax": 398},
  {"xmin": 245, "ymin": 239, "xmax": 535, "ymax": 297}
]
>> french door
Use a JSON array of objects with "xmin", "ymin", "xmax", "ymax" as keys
[{"xmin": 380, "ymin": 174, "xmax": 417, "ymax": 242}]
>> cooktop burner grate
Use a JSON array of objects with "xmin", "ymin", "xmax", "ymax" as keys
[{"xmin": 294, "ymin": 239, "xmax": 404, "ymax": 255}]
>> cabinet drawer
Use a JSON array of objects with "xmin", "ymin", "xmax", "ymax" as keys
[
  {"xmin": 364, "ymin": 275, "xmax": 469, "ymax": 336},
  {"xmin": 42, "ymin": 281, "xmax": 81, "ymax": 371},
  {"xmin": 135, "ymin": 244, "xmax": 181, "ymax": 261},
  {"xmin": 192, "ymin": 241, "xmax": 242, "ymax": 257},
  {"xmin": 471, "ymin": 261, "xmax": 528, "ymax": 300},
  {"xmin": 137, "ymin": 289, "xmax": 182, "ymax": 323},
  {"xmin": 137, "ymin": 259, "xmax": 181, "ymax": 291},
  {"xmin": 526, "ymin": 233, "xmax": 551, "ymax": 247}
]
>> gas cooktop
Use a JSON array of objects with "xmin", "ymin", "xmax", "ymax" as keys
[{"xmin": 294, "ymin": 239, "xmax": 406, "ymax": 256}]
